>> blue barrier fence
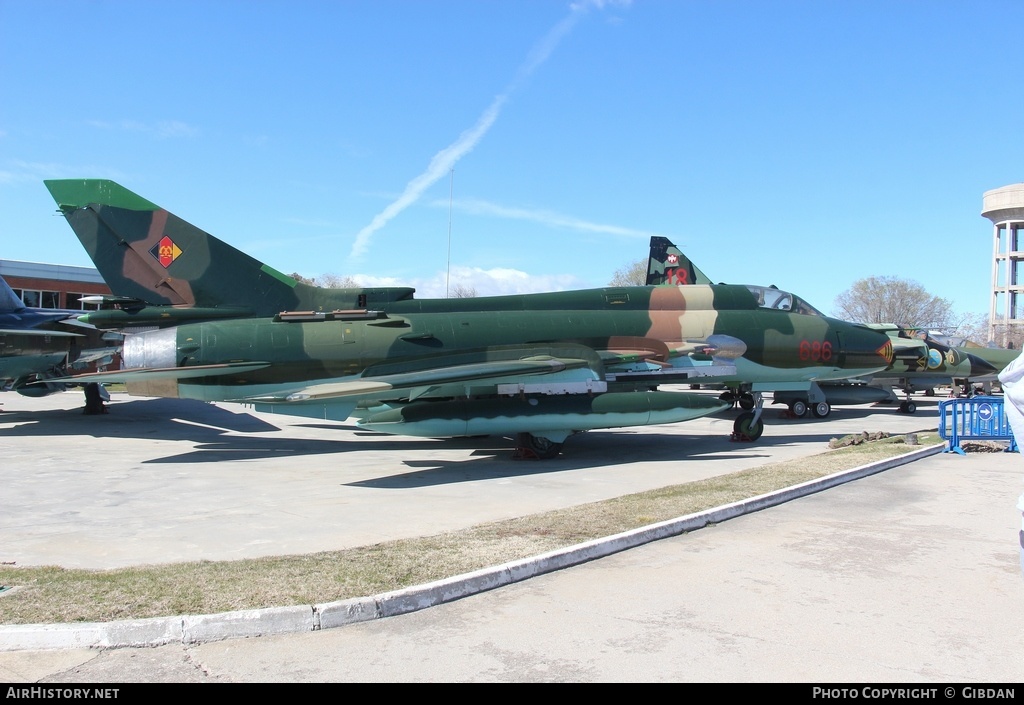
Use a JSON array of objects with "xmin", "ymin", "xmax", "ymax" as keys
[{"xmin": 938, "ymin": 395, "xmax": 1019, "ymax": 455}]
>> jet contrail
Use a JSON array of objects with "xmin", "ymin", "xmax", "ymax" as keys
[
  {"xmin": 348, "ymin": 96, "xmax": 505, "ymax": 259},
  {"xmin": 440, "ymin": 197, "xmax": 664, "ymax": 240},
  {"xmin": 349, "ymin": 0, "xmax": 628, "ymax": 259}
]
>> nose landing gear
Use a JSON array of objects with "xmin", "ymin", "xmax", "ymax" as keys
[{"xmin": 731, "ymin": 392, "xmax": 765, "ymax": 441}]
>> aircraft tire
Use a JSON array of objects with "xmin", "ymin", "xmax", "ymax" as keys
[
  {"xmin": 516, "ymin": 433, "xmax": 564, "ymax": 459},
  {"xmin": 733, "ymin": 412, "xmax": 764, "ymax": 441},
  {"xmin": 789, "ymin": 400, "xmax": 808, "ymax": 418},
  {"xmin": 810, "ymin": 401, "xmax": 831, "ymax": 419},
  {"xmin": 899, "ymin": 401, "xmax": 917, "ymax": 414},
  {"xmin": 739, "ymin": 393, "xmax": 755, "ymax": 411}
]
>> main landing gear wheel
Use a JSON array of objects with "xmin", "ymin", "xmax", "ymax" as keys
[
  {"xmin": 513, "ymin": 433, "xmax": 564, "ymax": 460},
  {"xmin": 738, "ymin": 393, "xmax": 755, "ymax": 411},
  {"xmin": 810, "ymin": 401, "xmax": 831, "ymax": 419},
  {"xmin": 788, "ymin": 399, "xmax": 808, "ymax": 418},
  {"xmin": 732, "ymin": 411, "xmax": 764, "ymax": 441},
  {"xmin": 898, "ymin": 400, "xmax": 917, "ymax": 414}
]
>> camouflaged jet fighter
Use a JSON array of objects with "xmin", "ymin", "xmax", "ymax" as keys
[
  {"xmin": 38, "ymin": 180, "xmax": 894, "ymax": 455},
  {"xmin": 0, "ymin": 274, "xmax": 119, "ymax": 400},
  {"xmin": 646, "ymin": 236, "xmax": 1012, "ymax": 417},
  {"xmin": 0, "ymin": 274, "xmax": 81, "ymax": 392},
  {"xmin": 862, "ymin": 328, "xmax": 1018, "ymax": 403},
  {"xmin": 938, "ymin": 335, "xmax": 1020, "ymax": 392}
]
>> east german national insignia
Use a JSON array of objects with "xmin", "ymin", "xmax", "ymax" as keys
[{"xmin": 150, "ymin": 235, "xmax": 182, "ymax": 268}]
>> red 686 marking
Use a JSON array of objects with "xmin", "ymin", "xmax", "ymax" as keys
[{"xmin": 799, "ymin": 340, "xmax": 832, "ymax": 362}]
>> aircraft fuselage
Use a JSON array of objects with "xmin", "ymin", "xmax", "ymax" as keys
[{"xmin": 118, "ymin": 284, "xmax": 891, "ymax": 403}]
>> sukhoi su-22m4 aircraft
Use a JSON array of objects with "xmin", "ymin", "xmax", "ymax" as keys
[
  {"xmin": 646, "ymin": 236, "xmax": 1012, "ymax": 417},
  {"xmin": 38, "ymin": 180, "xmax": 895, "ymax": 456}
]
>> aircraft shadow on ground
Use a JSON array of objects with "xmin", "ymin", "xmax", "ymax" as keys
[
  {"xmin": 0, "ymin": 397, "xmax": 279, "ymax": 439},
  {"xmin": 0, "ymin": 396, "xmax": 941, "ymax": 481},
  {"xmin": 342, "ymin": 418, "xmax": 940, "ymax": 489},
  {"xmin": 0, "ymin": 398, "xmax": 375, "ymax": 464}
]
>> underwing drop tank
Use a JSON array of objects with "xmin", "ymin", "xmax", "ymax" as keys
[{"xmin": 356, "ymin": 390, "xmax": 730, "ymax": 439}]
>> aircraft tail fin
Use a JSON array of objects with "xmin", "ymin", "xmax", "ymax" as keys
[
  {"xmin": 646, "ymin": 236, "xmax": 713, "ymax": 286},
  {"xmin": 0, "ymin": 275, "xmax": 27, "ymax": 314},
  {"xmin": 43, "ymin": 179, "xmax": 310, "ymax": 316}
]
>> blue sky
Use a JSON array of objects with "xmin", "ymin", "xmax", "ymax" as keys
[{"xmin": 2, "ymin": 0, "xmax": 1023, "ymax": 319}]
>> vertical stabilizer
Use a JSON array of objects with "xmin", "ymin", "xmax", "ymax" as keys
[
  {"xmin": 0, "ymin": 275, "xmax": 26, "ymax": 314},
  {"xmin": 44, "ymin": 180, "xmax": 418, "ymax": 317},
  {"xmin": 646, "ymin": 236, "xmax": 713, "ymax": 286},
  {"xmin": 43, "ymin": 179, "xmax": 307, "ymax": 315}
]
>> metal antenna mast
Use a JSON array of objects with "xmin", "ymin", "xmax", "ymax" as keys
[{"xmin": 445, "ymin": 168, "xmax": 454, "ymax": 298}]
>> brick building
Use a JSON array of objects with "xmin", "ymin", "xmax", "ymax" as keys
[{"xmin": 0, "ymin": 259, "xmax": 110, "ymax": 310}]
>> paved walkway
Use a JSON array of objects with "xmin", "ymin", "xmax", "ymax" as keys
[
  {"xmin": 0, "ymin": 391, "xmax": 1020, "ymax": 681},
  {"xmin": 0, "ymin": 390, "xmax": 941, "ymax": 568}
]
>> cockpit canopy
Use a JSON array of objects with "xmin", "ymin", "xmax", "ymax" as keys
[{"xmin": 746, "ymin": 285, "xmax": 824, "ymax": 317}]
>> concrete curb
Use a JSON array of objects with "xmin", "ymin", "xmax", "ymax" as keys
[{"xmin": 0, "ymin": 443, "xmax": 944, "ymax": 652}]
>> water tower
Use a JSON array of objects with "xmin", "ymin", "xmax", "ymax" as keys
[{"xmin": 982, "ymin": 183, "xmax": 1024, "ymax": 346}]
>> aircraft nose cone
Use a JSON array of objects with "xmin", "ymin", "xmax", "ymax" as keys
[
  {"xmin": 965, "ymin": 351, "xmax": 997, "ymax": 376},
  {"xmin": 841, "ymin": 324, "xmax": 895, "ymax": 370}
]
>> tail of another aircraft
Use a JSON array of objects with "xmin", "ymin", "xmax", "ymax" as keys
[
  {"xmin": 646, "ymin": 236, "xmax": 713, "ymax": 286},
  {"xmin": 43, "ymin": 179, "xmax": 416, "ymax": 319},
  {"xmin": 0, "ymin": 275, "xmax": 27, "ymax": 314}
]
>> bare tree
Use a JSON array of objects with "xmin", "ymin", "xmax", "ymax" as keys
[
  {"xmin": 987, "ymin": 323, "xmax": 1024, "ymax": 351},
  {"xmin": 609, "ymin": 258, "xmax": 647, "ymax": 287},
  {"xmin": 288, "ymin": 272, "xmax": 359, "ymax": 288},
  {"xmin": 316, "ymin": 273, "xmax": 359, "ymax": 288},
  {"xmin": 448, "ymin": 283, "xmax": 477, "ymax": 298},
  {"xmin": 897, "ymin": 310, "xmax": 1021, "ymax": 350},
  {"xmin": 833, "ymin": 276, "xmax": 954, "ymax": 328},
  {"xmin": 944, "ymin": 311, "xmax": 992, "ymax": 346}
]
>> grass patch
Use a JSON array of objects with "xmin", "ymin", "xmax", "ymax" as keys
[{"xmin": 0, "ymin": 433, "xmax": 942, "ymax": 625}]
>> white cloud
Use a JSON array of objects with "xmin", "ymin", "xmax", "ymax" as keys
[
  {"xmin": 88, "ymin": 119, "xmax": 198, "ymax": 139},
  {"xmin": 0, "ymin": 160, "xmax": 129, "ymax": 185},
  {"xmin": 346, "ymin": 264, "xmax": 587, "ymax": 299},
  {"xmin": 155, "ymin": 121, "xmax": 198, "ymax": 139}
]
